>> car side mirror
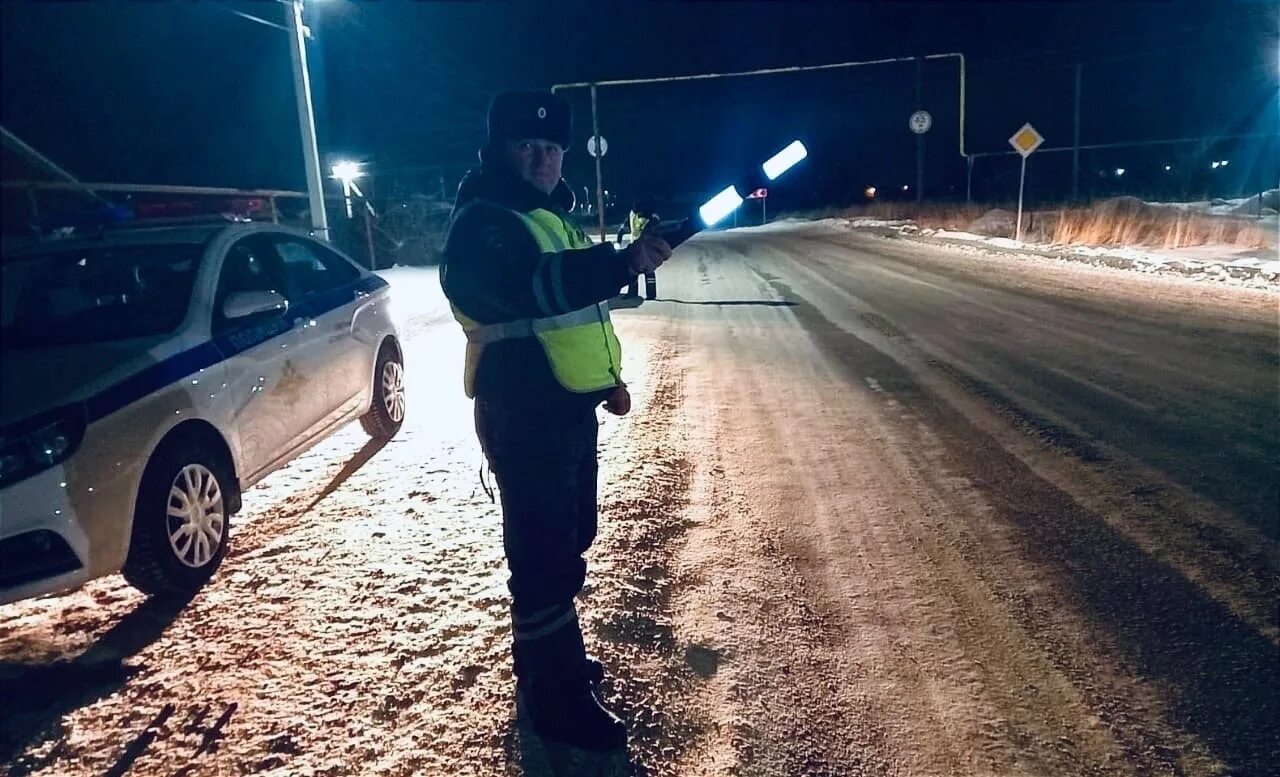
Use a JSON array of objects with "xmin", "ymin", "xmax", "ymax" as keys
[{"xmin": 223, "ymin": 290, "xmax": 289, "ymax": 320}]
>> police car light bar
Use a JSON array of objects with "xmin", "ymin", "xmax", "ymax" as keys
[
  {"xmin": 698, "ymin": 186, "xmax": 745, "ymax": 227},
  {"xmin": 37, "ymin": 198, "xmax": 265, "ymax": 236},
  {"xmin": 762, "ymin": 140, "xmax": 808, "ymax": 181}
]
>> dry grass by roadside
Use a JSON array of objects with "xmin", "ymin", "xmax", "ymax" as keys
[
  {"xmin": 788, "ymin": 199, "xmax": 1275, "ymax": 250},
  {"xmin": 1049, "ymin": 199, "xmax": 1272, "ymax": 249}
]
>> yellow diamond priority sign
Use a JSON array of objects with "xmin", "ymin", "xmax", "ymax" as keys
[{"xmin": 1009, "ymin": 123, "xmax": 1045, "ymax": 158}]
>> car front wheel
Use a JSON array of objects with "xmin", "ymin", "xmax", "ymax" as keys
[
  {"xmin": 360, "ymin": 345, "xmax": 405, "ymax": 440},
  {"xmin": 122, "ymin": 438, "xmax": 235, "ymax": 597}
]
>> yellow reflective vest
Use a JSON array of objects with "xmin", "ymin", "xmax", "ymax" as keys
[
  {"xmin": 452, "ymin": 207, "xmax": 623, "ymax": 398},
  {"xmin": 628, "ymin": 210, "xmax": 652, "ymax": 239}
]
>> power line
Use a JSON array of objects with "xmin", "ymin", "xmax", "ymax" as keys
[
  {"xmin": 968, "ymin": 132, "xmax": 1275, "ymax": 160},
  {"xmin": 221, "ymin": 7, "xmax": 289, "ymax": 33}
]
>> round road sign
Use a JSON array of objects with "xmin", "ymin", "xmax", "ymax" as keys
[
  {"xmin": 587, "ymin": 135, "xmax": 608, "ymax": 158},
  {"xmin": 909, "ymin": 110, "xmax": 933, "ymax": 135}
]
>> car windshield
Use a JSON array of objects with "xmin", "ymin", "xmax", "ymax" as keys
[{"xmin": 0, "ymin": 243, "xmax": 203, "ymax": 349}]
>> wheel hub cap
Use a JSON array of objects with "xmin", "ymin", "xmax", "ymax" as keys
[
  {"xmin": 383, "ymin": 361, "xmax": 406, "ymax": 423},
  {"xmin": 166, "ymin": 463, "xmax": 225, "ymax": 569}
]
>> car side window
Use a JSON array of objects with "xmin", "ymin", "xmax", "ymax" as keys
[
  {"xmin": 212, "ymin": 237, "xmax": 287, "ymax": 335},
  {"xmin": 269, "ymin": 237, "xmax": 360, "ymax": 298}
]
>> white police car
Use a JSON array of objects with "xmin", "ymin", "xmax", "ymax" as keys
[{"xmin": 0, "ymin": 218, "xmax": 404, "ymax": 604}]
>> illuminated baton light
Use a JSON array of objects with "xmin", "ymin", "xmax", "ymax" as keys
[
  {"xmin": 698, "ymin": 185, "xmax": 745, "ymax": 227},
  {"xmin": 762, "ymin": 140, "xmax": 808, "ymax": 181},
  {"xmin": 660, "ymin": 139, "xmax": 810, "ymax": 247}
]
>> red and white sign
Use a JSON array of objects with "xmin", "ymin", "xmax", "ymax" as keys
[{"xmin": 746, "ymin": 188, "xmax": 768, "ymax": 199}]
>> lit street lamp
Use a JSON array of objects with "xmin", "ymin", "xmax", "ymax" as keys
[
  {"xmin": 331, "ymin": 160, "xmax": 362, "ymax": 218},
  {"xmin": 330, "ymin": 159, "xmax": 378, "ymax": 268}
]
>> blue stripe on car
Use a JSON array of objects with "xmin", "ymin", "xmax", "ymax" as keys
[{"xmin": 83, "ymin": 274, "xmax": 388, "ymax": 424}]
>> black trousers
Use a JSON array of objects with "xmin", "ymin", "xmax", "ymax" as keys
[{"xmin": 475, "ymin": 395, "xmax": 599, "ymax": 683}]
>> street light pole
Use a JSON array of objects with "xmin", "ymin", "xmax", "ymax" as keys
[
  {"xmin": 590, "ymin": 85, "xmax": 606, "ymax": 243},
  {"xmin": 286, "ymin": 0, "xmax": 329, "ymax": 238}
]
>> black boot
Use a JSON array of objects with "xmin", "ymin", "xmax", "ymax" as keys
[
  {"xmin": 512, "ymin": 607, "xmax": 626, "ymax": 751},
  {"xmin": 585, "ymin": 655, "xmax": 605, "ymax": 686},
  {"xmin": 518, "ymin": 679, "xmax": 627, "ymax": 752}
]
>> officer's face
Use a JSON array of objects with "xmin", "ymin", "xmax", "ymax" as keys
[{"xmin": 504, "ymin": 139, "xmax": 564, "ymax": 194}]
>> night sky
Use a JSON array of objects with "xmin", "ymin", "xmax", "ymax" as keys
[{"xmin": 3, "ymin": 1, "xmax": 1277, "ymax": 212}]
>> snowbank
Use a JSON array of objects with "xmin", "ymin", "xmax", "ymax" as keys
[
  {"xmin": 818, "ymin": 217, "xmax": 1280, "ymax": 290},
  {"xmin": 1148, "ymin": 189, "xmax": 1279, "ymax": 222}
]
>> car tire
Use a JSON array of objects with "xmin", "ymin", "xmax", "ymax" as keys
[
  {"xmin": 122, "ymin": 438, "xmax": 236, "ymax": 597},
  {"xmin": 360, "ymin": 344, "xmax": 405, "ymax": 440}
]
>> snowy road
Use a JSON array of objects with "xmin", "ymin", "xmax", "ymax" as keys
[{"xmin": 3, "ymin": 221, "xmax": 1278, "ymax": 776}]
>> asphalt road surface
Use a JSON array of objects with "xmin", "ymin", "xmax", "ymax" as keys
[{"xmin": 3, "ymin": 221, "xmax": 1277, "ymax": 777}]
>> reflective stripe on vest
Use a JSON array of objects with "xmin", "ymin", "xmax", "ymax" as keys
[
  {"xmin": 464, "ymin": 305, "xmax": 603, "ymax": 345},
  {"xmin": 454, "ymin": 205, "xmax": 622, "ymax": 397}
]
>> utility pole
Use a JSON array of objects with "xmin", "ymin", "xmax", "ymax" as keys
[
  {"xmin": 1071, "ymin": 63, "xmax": 1082, "ymax": 201},
  {"xmin": 286, "ymin": 0, "xmax": 329, "ymax": 238},
  {"xmin": 915, "ymin": 57, "xmax": 924, "ymax": 204},
  {"xmin": 590, "ymin": 85, "xmax": 606, "ymax": 242}
]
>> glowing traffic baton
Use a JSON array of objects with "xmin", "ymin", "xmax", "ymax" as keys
[
  {"xmin": 659, "ymin": 140, "xmax": 808, "ymax": 247},
  {"xmin": 762, "ymin": 140, "xmax": 807, "ymax": 181},
  {"xmin": 698, "ymin": 185, "xmax": 746, "ymax": 227}
]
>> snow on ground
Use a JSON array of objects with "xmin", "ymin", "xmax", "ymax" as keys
[
  {"xmin": 1147, "ymin": 192, "xmax": 1280, "ymax": 230},
  {"xmin": 376, "ymin": 265, "xmax": 451, "ymax": 327}
]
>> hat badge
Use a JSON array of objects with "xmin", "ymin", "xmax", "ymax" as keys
[{"xmin": 537, "ymin": 107, "xmax": 547, "ymax": 119}]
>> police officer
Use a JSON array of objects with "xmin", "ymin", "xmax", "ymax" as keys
[
  {"xmin": 440, "ymin": 90, "xmax": 671, "ymax": 751},
  {"xmin": 617, "ymin": 199, "xmax": 660, "ymax": 300}
]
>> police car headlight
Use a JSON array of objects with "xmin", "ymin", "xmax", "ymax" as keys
[{"xmin": 0, "ymin": 407, "xmax": 86, "ymax": 489}]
